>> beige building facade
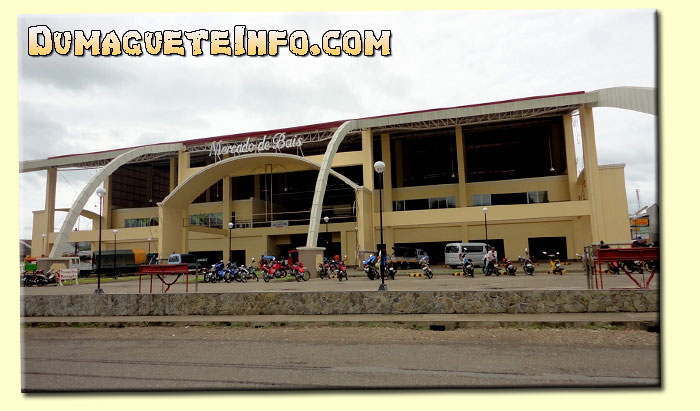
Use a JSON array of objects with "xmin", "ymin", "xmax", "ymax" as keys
[{"xmin": 23, "ymin": 87, "xmax": 656, "ymax": 269}]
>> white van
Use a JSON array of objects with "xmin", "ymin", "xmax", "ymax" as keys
[{"xmin": 445, "ymin": 243, "xmax": 489, "ymax": 268}]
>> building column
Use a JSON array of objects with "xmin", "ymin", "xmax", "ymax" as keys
[
  {"xmin": 222, "ymin": 174, "xmax": 231, "ymax": 261},
  {"xmin": 158, "ymin": 205, "xmax": 187, "ymax": 256},
  {"xmin": 355, "ymin": 189, "xmax": 374, "ymax": 254},
  {"xmin": 177, "ymin": 149, "xmax": 190, "ymax": 185},
  {"xmin": 361, "ymin": 128, "xmax": 375, "ymax": 190},
  {"xmin": 460, "ymin": 223, "xmax": 470, "ymax": 243},
  {"xmin": 380, "ymin": 133, "xmax": 393, "ymax": 212},
  {"xmin": 579, "ymin": 105, "xmax": 606, "ymax": 243},
  {"xmin": 455, "ymin": 126, "xmax": 468, "ymax": 207},
  {"xmin": 563, "ymin": 113, "xmax": 578, "ymax": 201},
  {"xmin": 169, "ymin": 157, "xmax": 177, "ymax": 192},
  {"xmin": 103, "ymin": 175, "xmax": 113, "ymax": 230},
  {"xmin": 43, "ymin": 167, "xmax": 57, "ymax": 255}
]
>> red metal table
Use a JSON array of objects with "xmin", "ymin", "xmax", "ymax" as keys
[
  {"xmin": 138, "ymin": 264, "xmax": 191, "ymax": 293},
  {"xmin": 594, "ymin": 247, "xmax": 659, "ymax": 289}
]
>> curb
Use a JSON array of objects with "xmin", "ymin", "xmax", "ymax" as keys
[{"xmin": 21, "ymin": 313, "xmax": 660, "ymax": 331}]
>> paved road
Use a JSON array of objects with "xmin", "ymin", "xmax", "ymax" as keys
[
  {"xmin": 20, "ymin": 265, "xmax": 658, "ymax": 295},
  {"xmin": 21, "ymin": 326, "xmax": 659, "ymax": 391}
]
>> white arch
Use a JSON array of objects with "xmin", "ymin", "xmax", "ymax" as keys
[
  {"xmin": 48, "ymin": 144, "xmax": 182, "ymax": 258},
  {"xmin": 159, "ymin": 153, "xmax": 360, "ymax": 209}
]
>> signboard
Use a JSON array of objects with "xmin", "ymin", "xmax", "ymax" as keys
[
  {"xmin": 208, "ymin": 132, "xmax": 305, "ymax": 161},
  {"xmin": 630, "ymin": 218, "xmax": 649, "ymax": 227},
  {"xmin": 271, "ymin": 220, "xmax": 289, "ymax": 228}
]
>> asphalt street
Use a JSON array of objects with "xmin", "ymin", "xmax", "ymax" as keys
[{"xmin": 21, "ymin": 326, "xmax": 659, "ymax": 391}]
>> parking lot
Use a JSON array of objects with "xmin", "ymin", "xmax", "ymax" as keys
[{"xmin": 20, "ymin": 263, "xmax": 658, "ymax": 295}]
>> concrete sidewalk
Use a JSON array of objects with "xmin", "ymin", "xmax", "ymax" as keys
[{"xmin": 20, "ymin": 312, "xmax": 660, "ymax": 330}]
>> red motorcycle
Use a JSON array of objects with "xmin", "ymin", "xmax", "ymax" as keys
[
  {"xmin": 291, "ymin": 260, "xmax": 310, "ymax": 282},
  {"xmin": 333, "ymin": 257, "xmax": 349, "ymax": 282},
  {"xmin": 318, "ymin": 259, "xmax": 332, "ymax": 279},
  {"xmin": 260, "ymin": 259, "xmax": 283, "ymax": 282}
]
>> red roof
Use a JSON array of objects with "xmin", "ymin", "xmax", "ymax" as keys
[{"xmin": 47, "ymin": 91, "xmax": 584, "ymax": 161}]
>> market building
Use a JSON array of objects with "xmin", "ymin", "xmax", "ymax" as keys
[{"xmin": 21, "ymin": 86, "xmax": 656, "ymax": 269}]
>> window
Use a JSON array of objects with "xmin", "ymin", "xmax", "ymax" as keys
[
  {"xmin": 527, "ymin": 191, "xmax": 549, "ymax": 204},
  {"xmin": 189, "ymin": 213, "xmax": 223, "ymax": 228},
  {"xmin": 472, "ymin": 194, "xmax": 491, "ymax": 206},
  {"xmin": 394, "ymin": 196, "xmax": 456, "ymax": 211},
  {"xmin": 124, "ymin": 217, "xmax": 159, "ymax": 228}
]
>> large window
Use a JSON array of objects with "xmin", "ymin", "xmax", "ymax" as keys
[
  {"xmin": 124, "ymin": 217, "xmax": 159, "ymax": 228},
  {"xmin": 393, "ymin": 196, "xmax": 456, "ymax": 212},
  {"xmin": 472, "ymin": 191, "xmax": 548, "ymax": 206},
  {"xmin": 189, "ymin": 213, "xmax": 223, "ymax": 228}
]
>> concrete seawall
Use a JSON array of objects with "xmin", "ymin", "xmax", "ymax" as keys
[{"xmin": 21, "ymin": 289, "xmax": 659, "ymax": 317}]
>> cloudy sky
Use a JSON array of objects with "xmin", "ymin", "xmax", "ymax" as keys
[{"xmin": 17, "ymin": 10, "xmax": 657, "ymax": 239}]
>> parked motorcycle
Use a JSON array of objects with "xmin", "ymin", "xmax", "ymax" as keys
[
  {"xmin": 291, "ymin": 260, "xmax": 310, "ymax": 282},
  {"xmin": 260, "ymin": 259, "xmax": 284, "ymax": 282},
  {"xmin": 518, "ymin": 255, "xmax": 535, "ymax": 275},
  {"xmin": 502, "ymin": 257, "xmax": 517, "ymax": 276},
  {"xmin": 461, "ymin": 255, "xmax": 474, "ymax": 277},
  {"xmin": 237, "ymin": 262, "xmax": 258, "ymax": 282},
  {"xmin": 419, "ymin": 257, "xmax": 433, "ymax": 279},
  {"xmin": 363, "ymin": 255, "xmax": 380, "ymax": 280},
  {"xmin": 384, "ymin": 260, "xmax": 396, "ymax": 280},
  {"xmin": 23, "ymin": 270, "xmax": 50, "ymax": 287},
  {"xmin": 543, "ymin": 251, "xmax": 564, "ymax": 275},
  {"xmin": 318, "ymin": 258, "xmax": 332, "ymax": 279}
]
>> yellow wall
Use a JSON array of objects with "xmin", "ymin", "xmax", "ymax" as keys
[
  {"xmin": 598, "ymin": 166, "xmax": 631, "ymax": 243},
  {"xmin": 466, "ymin": 175, "xmax": 571, "ymax": 204}
]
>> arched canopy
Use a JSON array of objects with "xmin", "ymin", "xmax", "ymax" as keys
[{"xmin": 160, "ymin": 153, "xmax": 361, "ymax": 209}]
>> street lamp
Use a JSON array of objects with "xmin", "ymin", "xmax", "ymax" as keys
[
  {"xmin": 323, "ymin": 216, "xmax": 330, "ymax": 257},
  {"xmin": 374, "ymin": 160, "xmax": 387, "ymax": 291},
  {"xmin": 147, "ymin": 237, "xmax": 152, "ymax": 257},
  {"xmin": 95, "ymin": 186, "xmax": 106, "ymax": 294},
  {"xmin": 482, "ymin": 207, "xmax": 489, "ymax": 244},
  {"xmin": 112, "ymin": 229, "xmax": 118, "ymax": 279},
  {"xmin": 228, "ymin": 222, "xmax": 234, "ymax": 262}
]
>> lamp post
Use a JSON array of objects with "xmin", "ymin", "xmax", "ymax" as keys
[
  {"xmin": 95, "ymin": 186, "xmax": 106, "ymax": 294},
  {"xmin": 374, "ymin": 160, "xmax": 387, "ymax": 291},
  {"xmin": 482, "ymin": 207, "xmax": 489, "ymax": 244},
  {"xmin": 228, "ymin": 222, "xmax": 234, "ymax": 262},
  {"xmin": 147, "ymin": 237, "xmax": 152, "ymax": 256},
  {"xmin": 112, "ymin": 229, "xmax": 118, "ymax": 279},
  {"xmin": 323, "ymin": 216, "xmax": 329, "ymax": 257}
]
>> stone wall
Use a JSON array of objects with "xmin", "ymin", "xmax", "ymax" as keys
[{"xmin": 21, "ymin": 290, "xmax": 659, "ymax": 317}]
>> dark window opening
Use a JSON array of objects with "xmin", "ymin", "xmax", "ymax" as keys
[
  {"xmin": 390, "ymin": 129, "xmax": 459, "ymax": 188},
  {"xmin": 463, "ymin": 117, "xmax": 566, "ymax": 182},
  {"xmin": 111, "ymin": 163, "xmax": 171, "ymax": 209}
]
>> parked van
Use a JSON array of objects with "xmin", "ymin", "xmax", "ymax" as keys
[
  {"xmin": 167, "ymin": 253, "xmax": 201, "ymax": 272},
  {"xmin": 391, "ymin": 247, "xmax": 429, "ymax": 269},
  {"xmin": 445, "ymin": 243, "xmax": 489, "ymax": 268}
]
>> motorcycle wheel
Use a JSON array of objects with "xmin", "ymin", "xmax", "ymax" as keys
[
  {"xmin": 263, "ymin": 273, "xmax": 270, "ymax": 282},
  {"xmin": 24, "ymin": 277, "xmax": 32, "ymax": 287},
  {"xmin": 426, "ymin": 269, "xmax": 433, "ymax": 279},
  {"xmin": 252, "ymin": 273, "xmax": 258, "ymax": 282}
]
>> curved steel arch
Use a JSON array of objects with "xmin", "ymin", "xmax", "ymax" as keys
[
  {"xmin": 48, "ymin": 144, "xmax": 182, "ymax": 258},
  {"xmin": 159, "ymin": 153, "xmax": 360, "ymax": 209}
]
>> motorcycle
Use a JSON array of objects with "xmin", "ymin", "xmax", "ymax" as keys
[
  {"xmin": 518, "ymin": 255, "xmax": 535, "ymax": 275},
  {"xmin": 385, "ymin": 260, "xmax": 396, "ymax": 280},
  {"xmin": 291, "ymin": 260, "xmax": 310, "ymax": 282},
  {"xmin": 318, "ymin": 258, "xmax": 332, "ymax": 279},
  {"xmin": 23, "ymin": 269, "xmax": 50, "ymax": 287},
  {"xmin": 484, "ymin": 258, "xmax": 499, "ymax": 276},
  {"xmin": 363, "ymin": 255, "xmax": 380, "ymax": 280},
  {"xmin": 502, "ymin": 257, "xmax": 517, "ymax": 276},
  {"xmin": 461, "ymin": 255, "xmax": 474, "ymax": 277},
  {"xmin": 236, "ymin": 261, "xmax": 258, "ymax": 282},
  {"xmin": 419, "ymin": 257, "xmax": 433, "ymax": 279},
  {"xmin": 260, "ymin": 259, "xmax": 283, "ymax": 282},
  {"xmin": 543, "ymin": 251, "xmax": 564, "ymax": 275},
  {"xmin": 208, "ymin": 260, "xmax": 228, "ymax": 283},
  {"xmin": 622, "ymin": 260, "xmax": 644, "ymax": 274}
]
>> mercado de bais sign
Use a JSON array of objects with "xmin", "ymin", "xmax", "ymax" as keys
[{"xmin": 208, "ymin": 132, "xmax": 305, "ymax": 161}]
